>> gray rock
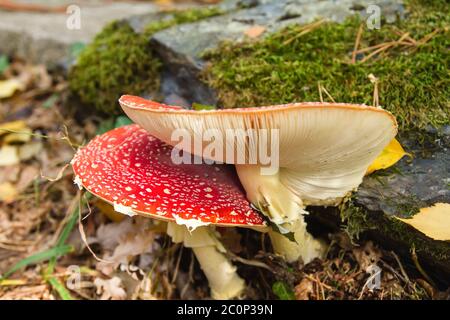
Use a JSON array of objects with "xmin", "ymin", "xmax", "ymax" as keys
[
  {"xmin": 150, "ymin": 0, "xmax": 404, "ymax": 105},
  {"xmin": 0, "ymin": 0, "xmax": 160, "ymax": 67},
  {"xmin": 342, "ymin": 130, "xmax": 450, "ymax": 285},
  {"xmin": 357, "ymin": 131, "xmax": 450, "ymax": 218}
]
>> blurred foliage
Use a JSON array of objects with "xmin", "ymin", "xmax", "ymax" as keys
[{"xmin": 0, "ymin": 55, "xmax": 9, "ymax": 75}]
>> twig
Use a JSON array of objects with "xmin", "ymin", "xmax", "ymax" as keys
[
  {"xmin": 390, "ymin": 251, "xmax": 410, "ymax": 282},
  {"xmin": 368, "ymin": 73, "xmax": 379, "ymax": 107},
  {"xmin": 318, "ymin": 82, "xmax": 324, "ymax": 103},
  {"xmin": 283, "ymin": 19, "xmax": 326, "ymax": 45},
  {"xmin": 320, "ymin": 84, "xmax": 336, "ymax": 103},
  {"xmin": 360, "ymin": 43, "xmax": 395, "ymax": 63},
  {"xmin": 0, "ymin": 128, "xmax": 82, "ymax": 148},
  {"xmin": 304, "ymin": 274, "xmax": 333, "ymax": 290},
  {"xmin": 228, "ymin": 251, "xmax": 273, "ymax": 272},
  {"xmin": 0, "ymin": 242, "xmax": 28, "ymax": 252},
  {"xmin": 355, "ymin": 42, "xmax": 395, "ymax": 54},
  {"xmin": 393, "ymin": 30, "xmax": 417, "ymax": 45},
  {"xmin": 409, "ymin": 28, "xmax": 442, "ymax": 54},
  {"xmin": 351, "ymin": 23, "xmax": 364, "ymax": 64},
  {"xmin": 78, "ymin": 193, "xmax": 112, "ymax": 263},
  {"xmin": 41, "ymin": 164, "xmax": 69, "ymax": 182},
  {"xmin": 360, "ymin": 32, "xmax": 410, "ymax": 64},
  {"xmin": 411, "ymin": 245, "xmax": 436, "ymax": 288},
  {"xmin": 417, "ymin": 28, "xmax": 441, "ymax": 46},
  {"xmin": 379, "ymin": 259, "xmax": 408, "ymax": 284}
]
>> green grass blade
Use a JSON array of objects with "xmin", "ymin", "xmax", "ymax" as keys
[
  {"xmin": 46, "ymin": 193, "xmax": 91, "ymax": 275},
  {"xmin": 47, "ymin": 277, "xmax": 75, "ymax": 300},
  {"xmin": 2, "ymin": 245, "xmax": 73, "ymax": 279}
]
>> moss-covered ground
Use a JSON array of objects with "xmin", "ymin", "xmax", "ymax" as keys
[{"xmin": 203, "ymin": 0, "xmax": 449, "ymax": 129}]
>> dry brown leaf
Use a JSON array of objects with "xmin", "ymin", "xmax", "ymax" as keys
[
  {"xmin": 18, "ymin": 141, "xmax": 43, "ymax": 161},
  {"xmin": 26, "ymin": 108, "xmax": 59, "ymax": 130},
  {"xmin": 244, "ymin": 25, "xmax": 266, "ymax": 38},
  {"xmin": 94, "ymin": 218, "xmax": 158, "ymax": 271},
  {"xmin": 94, "ymin": 277, "xmax": 127, "ymax": 300},
  {"xmin": 16, "ymin": 165, "xmax": 39, "ymax": 191},
  {"xmin": 95, "ymin": 218, "xmax": 136, "ymax": 251},
  {"xmin": 0, "ymin": 165, "xmax": 20, "ymax": 184},
  {"xmin": 397, "ymin": 203, "xmax": 450, "ymax": 241},
  {"xmin": 352, "ymin": 241, "xmax": 381, "ymax": 271},
  {"xmin": 295, "ymin": 278, "xmax": 314, "ymax": 300}
]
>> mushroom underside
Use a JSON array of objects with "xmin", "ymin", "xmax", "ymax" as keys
[{"xmin": 119, "ymin": 96, "xmax": 397, "ymax": 263}]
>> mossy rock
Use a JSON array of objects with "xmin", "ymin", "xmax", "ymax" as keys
[
  {"xmin": 340, "ymin": 202, "xmax": 450, "ymax": 288},
  {"xmin": 69, "ymin": 21, "xmax": 160, "ymax": 115},
  {"xmin": 68, "ymin": 7, "xmax": 224, "ymax": 114},
  {"xmin": 203, "ymin": 0, "xmax": 449, "ymax": 130}
]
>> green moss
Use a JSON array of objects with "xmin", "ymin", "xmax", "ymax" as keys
[
  {"xmin": 143, "ymin": 7, "xmax": 223, "ymax": 36},
  {"xmin": 69, "ymin": 21, "xmax": 159, "ymax": 114},
  {"xmin": 203, "ymin": 1, "xmax": 449, "ymax": 129},
  {"xmin": 340, "ymin": 199, "xmax": 372, "ymax": 240},
  {"xmin": 69, "ymin": 7, "xmax": 223, "ymax": 114}
]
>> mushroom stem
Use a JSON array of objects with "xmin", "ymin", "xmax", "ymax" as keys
[
  {"xmin": 268, "ymin": 218, "xmax": 326, "ymax": 263},
  {"xmin": 236, "ymin": 164, "xmax": 326, "ymax": 263},
  {"xmin": 166, "ymin": 222, "xmax": 245, "ymax": 300}
]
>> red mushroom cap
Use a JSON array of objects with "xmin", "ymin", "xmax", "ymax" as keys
[{"xmin": 71, "ymin": 125, "xmax": 265, "ymax": 228}]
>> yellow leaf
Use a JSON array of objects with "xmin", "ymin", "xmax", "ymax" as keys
[
  {"xmin": 0, "ymin": 79, "xmax": 24, "ymax": 99},
  {"xmin": 397, "ymin": 203, "xmax": 450, "ymax": 241},
  {"xmin": 0, "ymin": 120, "xmax": 27, "ymax": 136},
  {"xmin": 366, "ymin": 138, "xmax": 408, "ymax": 175},
  {"xmin": 0, "ymin": 145, "xmax": 19, "ymax": 166},
  {"xmin": 3, "ymin": 127, "xmax": 32, "ymax": 144},
  {"xmin": 0, "ymin": 182, "xmax": 18, "ymax": 203}
]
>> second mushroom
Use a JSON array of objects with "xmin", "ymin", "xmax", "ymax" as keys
[{"xmin": 71, "ymin": 124, "xmax": 266, "ymax": 299}]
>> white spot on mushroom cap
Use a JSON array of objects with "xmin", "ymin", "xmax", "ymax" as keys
[
  {"xmin": 173, "ymin": 214, "xmax": 211, "ymax": 232},
  {"xmin": 73, "ymin": 176, "xmax": 83, "ymax": 190},
  {"xmin": 113, "ymin": 202, "xmax": 136, "ymax": 217}
]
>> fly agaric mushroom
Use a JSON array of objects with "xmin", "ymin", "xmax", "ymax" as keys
[
  {"xmin": 71, "ymin": 124, "xmax": 266, "ymax": 299},
  {"xmin": 119, "ymin": 95, "xmax": 398, "ymax": 263}
]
